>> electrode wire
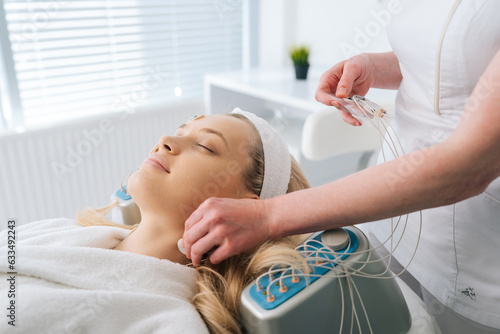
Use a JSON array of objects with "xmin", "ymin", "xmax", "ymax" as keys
[{"xmin": 256, "ymin": 96, "xmax": 424, "ymax": 334}]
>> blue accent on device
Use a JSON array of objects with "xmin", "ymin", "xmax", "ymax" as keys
[
  {"xmin": 115, "ymin": 186, "xmax": 132, "ymax": 201},
  {"xmin": 249, "ymin": 229, "xmax": 359, "ymax": 310}
]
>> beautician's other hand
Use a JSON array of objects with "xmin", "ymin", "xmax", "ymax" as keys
[
  {"xmin": 315, "ymin": 53, "xmax": 375, "ymax": 126},
  {"xmin": 315, "ymin": 52, "xmax": 403, "ymax": 126},
  {"xmin": 183, "ymin": 197, "xmax": 271, "ymax": 267}
]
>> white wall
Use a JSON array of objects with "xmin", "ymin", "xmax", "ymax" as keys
[
  {"xmin": 0, "ymin": 101, "xmax": 200, "ymax": 227},
  {"xmin": 259, "ymin": 0, "xmax": 394, "ymax": 68}
]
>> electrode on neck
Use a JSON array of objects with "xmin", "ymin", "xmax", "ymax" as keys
[
  {"xmin": 110, "ymin": 186, "xmax": 141, "ymax": 226},
  {"xmin": 177, "ymin": 239, "xmax": 186, "ymax": 255}
]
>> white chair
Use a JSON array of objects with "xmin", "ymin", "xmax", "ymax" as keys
[{"xmin": 301, "ymin": 107, "xmax": 384, "ymax": 170}]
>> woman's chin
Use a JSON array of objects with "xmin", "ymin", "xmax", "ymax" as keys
[
  {"xmin": 126, "ymin": 170, "xmax": 158, "ymax": 206},
  {"xmin": 127, "ymin": 168, "xmax": 196, "ymax": 219},
  {"xmin": 126, "ymin": 170, "xmax": 141, "ymax": 198}
]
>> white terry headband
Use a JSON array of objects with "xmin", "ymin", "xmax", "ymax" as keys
[{"xmin": 231, "ymin": 108, "xmax": 291, "ymax": 199}]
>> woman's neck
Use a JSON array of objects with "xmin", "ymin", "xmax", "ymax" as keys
[{"xmin": 113, "ymin": 214, "xmax": 189, "ymax": 265}]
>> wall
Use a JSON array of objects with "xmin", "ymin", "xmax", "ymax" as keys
[
  {"xmin": 257, "ymin": 0, "xmax": 398, "ymax": 186},
  {"xmin": 0, "ymin": 101, "xmax": 200, "ymax": 228},
  {"xmin": 259, "ymin": 0, "xmax": 394, "ymax": 68},
  {"xmin": 1, "ymin": 1, "xmax": 398, "ymax": 227}
]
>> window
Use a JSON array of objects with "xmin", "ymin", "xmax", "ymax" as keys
[{"xmin": 0, "ymin": 0, "xmax": 253, "ymax": 130}]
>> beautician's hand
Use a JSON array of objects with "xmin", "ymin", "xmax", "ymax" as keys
[
  {"xmin": 315, "ymin": 53, "xmax": 374, "ymax": 126},
  {"xmin": 183, "ymin": 197, "xmax": 272, "ymax": 267},
  {"xmin": 315, "ymin": 52, "xmax": 402, "ymax": 126}
]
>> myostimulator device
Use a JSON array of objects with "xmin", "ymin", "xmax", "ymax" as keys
[
  {"xmin": 110, "ymin": 186, "xmax": 141, "ymax": 226},
  {"xmin": 109, "ymin": 187, "xmax": 412, "ymax": 333},
  {"xmin": 239, "ymin": 226, "xmax": 411, "ymax": 334}
]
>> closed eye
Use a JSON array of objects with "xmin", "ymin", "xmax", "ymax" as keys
[{"xmin": 197, "ymin": 144, "xmax": 214, "ymax": 153}]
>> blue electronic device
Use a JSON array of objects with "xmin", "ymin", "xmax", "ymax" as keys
[
  {"xmin": 249, "ymin": 229, "xmax": 359, "ymax": 310},
  {"xmin": 239, "ymin": 226, "xmax": 412, "ymax": 334},
  {"xmin": 114, "ymin": 186, "xmax": 132, "ymax": 201},
  {"xmin": 110, "ymin": 186, "xmax": 141, "ymax": 226}
]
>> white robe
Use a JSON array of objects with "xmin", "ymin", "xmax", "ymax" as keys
[
  {"xmin": 362, "ymin": 0, "xmax": 500, "ymax": 328},
  {"xmin": 0, "ymin": 218, "xmax": 209, "ymax": 333}
]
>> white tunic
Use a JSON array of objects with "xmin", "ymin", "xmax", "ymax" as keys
[{"xmin": 364, "ymin": 0, "xmax": 500, "ymax": 328}]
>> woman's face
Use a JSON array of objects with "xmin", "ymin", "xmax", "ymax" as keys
[{"xmin": 128, "ymin": 114, "xmax": 258, "ymax": 219}]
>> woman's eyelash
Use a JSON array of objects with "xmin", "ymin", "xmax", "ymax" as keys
[{"xmin": 197, "ymin": 144, "xmax": 214, "ymax": 153}]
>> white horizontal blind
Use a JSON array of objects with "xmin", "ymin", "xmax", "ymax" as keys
[{"xmin": 2, "ymin": 0, "xmax": 243, "ymax": 127}]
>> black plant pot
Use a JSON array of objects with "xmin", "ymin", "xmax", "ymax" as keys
[{"xmin": 294, "ymin": 64, "xmax": 309, "ymax": 80}]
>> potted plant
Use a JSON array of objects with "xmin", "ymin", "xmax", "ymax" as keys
[{"xmin": 290, "ymin": 45, "xmax": 310, "ymax": 80}]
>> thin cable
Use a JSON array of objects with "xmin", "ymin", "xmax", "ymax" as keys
[
  {"xmin": 353, "ymin": 97, "xmax": 399, "ymax": 158},
  {"xmin": 337, "ymin": 267, "xmax": 346, "ymax": 334},
  {"xmin": 346, "ymin": 273, "xmax": 360, "ymax": 334},
  {"xmin": 255, "ymin": 94, "xmax": 425, "ymax": 328},
  {"xmin": 349, "ymin": 274, "xmax": 374, "ymax": 334}
]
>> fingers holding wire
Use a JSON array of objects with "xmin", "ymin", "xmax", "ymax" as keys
[
  {"xmin": 183, "ymin": 197, "xmax": 272, "ymax": 266},
  {"xmin": 183, "ymin": 224, "xmax": 212, "ymax": 267},
  {"xmin": 189, "ymin": 234, "xmax": 219, "ymax": 267},
  {"xmin": 183, "ymin": 200, "xmax": 216, "ymax": 265},
  {"xmin": 330, "ymin": 98, "xmax": 362, "ymax": 126},
  {"xmin": 339, "ymin": 109, "xmax": 362, "ymax": 127}
]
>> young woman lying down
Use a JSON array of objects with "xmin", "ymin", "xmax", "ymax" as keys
[{"xmin": 0, "ymin": 109, "xmax": 310, "ymax": 334}]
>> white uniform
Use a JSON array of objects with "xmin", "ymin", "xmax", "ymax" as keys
[{"xmin": 363, "ymin": 0, "xmax": 500, "ymax": 331}]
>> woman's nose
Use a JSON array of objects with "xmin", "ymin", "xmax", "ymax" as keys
[{"xmin": 158, "ymin": 136, "xmax": 180, "ymax": 155}]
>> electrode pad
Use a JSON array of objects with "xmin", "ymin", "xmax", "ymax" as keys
[
  {"xmin": 177, "ymin": 239, "xmax": 186, "ymax": 255},
  {"xmin": 248, "ymin": 228, "xmax": 358, "ymax": 310}
]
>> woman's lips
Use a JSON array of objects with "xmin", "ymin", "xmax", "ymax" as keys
[{"xmin": 143, "ymin": 153, "xmax": 170, "ymax": 173}]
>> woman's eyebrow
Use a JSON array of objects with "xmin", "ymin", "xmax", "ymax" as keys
[
  {"xmin": 176, "ymin": 123, "xmax": 229, "ymax": 150},
  {"xmin": 200, "ymin": 128, "xmax": 229, "ymax": 149}
]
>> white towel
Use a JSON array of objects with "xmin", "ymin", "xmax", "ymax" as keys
[{"xmin": 0, "ymin": 218, "xmax": 209, "ymax": 334}]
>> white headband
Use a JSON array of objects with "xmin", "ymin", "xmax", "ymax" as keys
[{"xmin": 231, "ymin": 108, "xmax": 291, "ymax": 199}]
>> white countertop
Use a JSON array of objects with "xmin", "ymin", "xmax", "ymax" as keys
[{"xmin": 205, "ymin": 66, "xmax": 398, "ymax": 114}]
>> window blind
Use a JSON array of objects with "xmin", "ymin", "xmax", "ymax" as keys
[{"xmin": 1, "ymin": 0, "xmax": 244, "ymax": 127}]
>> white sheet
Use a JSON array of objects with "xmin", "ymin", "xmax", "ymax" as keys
[{"xmin": 0, "ymin": 218, "xmax": 209, "ymax": 333}]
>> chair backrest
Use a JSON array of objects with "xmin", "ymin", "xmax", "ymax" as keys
[{"xmin": 301, "ymin": 107, "xmax": 386, "ymax": 161}]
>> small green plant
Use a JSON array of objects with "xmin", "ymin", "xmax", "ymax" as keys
[{"xmin": 289, "ymin": 45, "xmax": 310, "ymax": 66}]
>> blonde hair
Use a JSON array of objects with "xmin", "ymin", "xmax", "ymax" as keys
[
  {"xmin": 194, "ymin": 113, "xmax": 311, "ymax": 333},
  {"xmin": 194, "ymin": 163, "xmax": 310, "ymax": 334},
  {"xmin": 76, "ymin": 113, "xmax": 311, "ymax": 333}
]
